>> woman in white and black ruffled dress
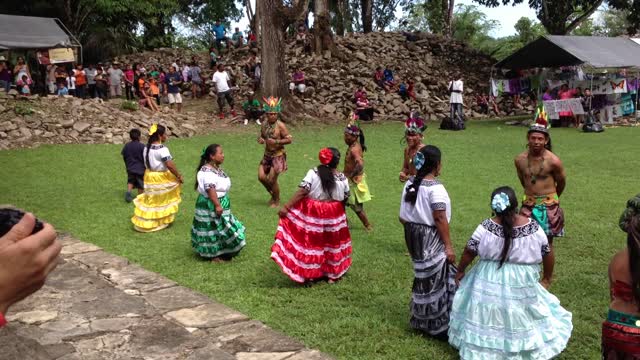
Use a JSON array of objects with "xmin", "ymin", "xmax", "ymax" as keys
[{"xmin": 399, "ymin": 145, "xmax": 457, "ymax": 339}]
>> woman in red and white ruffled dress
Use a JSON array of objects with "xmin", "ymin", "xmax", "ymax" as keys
[{"xmin": 271, "ymin": 147, "xmax": 352, "ymax": 283}]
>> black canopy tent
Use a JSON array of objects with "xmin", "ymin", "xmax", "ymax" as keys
[
  {"xmin": 495, "ymin": 35, "xmax": 640, "ymax": 70},
  {"xmin": 0, "ymin": 14, "xmax": 82, "ymax": 62},
  {"xmin": 493, "ymin": 35, "xmax": 640, "ymax": 122}
]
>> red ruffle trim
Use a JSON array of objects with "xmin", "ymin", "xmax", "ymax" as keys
[
  {"xmin": 602, "ymin": 321, "xmax": 640, "ymax": 355},
  {"xmin": 271, "ymin": 198, "xmax": 352, "ymax": 283}
]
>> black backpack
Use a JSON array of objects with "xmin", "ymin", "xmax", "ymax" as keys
[
  {"xmin": 582, "ymin": 111, "xmax": 604, "ymax": 133},
  {"xmin": 440, "ymin": 115, "xmax": 465, "ymax": 131}
]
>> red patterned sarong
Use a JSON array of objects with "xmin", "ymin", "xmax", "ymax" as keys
[
  {"xmin": 271, "ymin": 197, "xmax": 352, "ymax": 283},
  {"xmin": 602, "ymin": 310, "xmax": 640, "ymax": 359}
]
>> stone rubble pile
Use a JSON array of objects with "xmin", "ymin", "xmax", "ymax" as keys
[
  {"xmin": 0, "ymin": 32, "xmax": 531, "ymax": 150},
  {"xmin": 116, "ymin": 32, "xmax": 524, "ymax": 121},
  {"xmin": 286, "ymin": 31, "xmax": 495, "ymax": 120},
  {"xmin": 0, "ymin": 93, "xmax": 212, "ymax": 150}
]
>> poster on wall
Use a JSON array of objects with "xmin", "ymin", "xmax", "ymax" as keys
[
  {"xmin": 48, "ymin": 48, "xmax": 75, "ymax": 64},
  {"xmin": 37, "ymin": 48, "xmax": 76, "ymax": 65}
]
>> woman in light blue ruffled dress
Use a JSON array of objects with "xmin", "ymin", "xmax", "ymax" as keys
[{"xmin": 449, "ymin": 186, "xmax": 573, "ymax": 359}]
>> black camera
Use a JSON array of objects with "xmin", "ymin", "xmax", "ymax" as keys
[{"xmin": 0, "ymin": 208, "xmax": 44, "ymax": 237}]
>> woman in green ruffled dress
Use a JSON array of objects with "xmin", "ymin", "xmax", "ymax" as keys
[{"xmin": 191, "ymin": 144, "xmax": 246, "ymax": 262}]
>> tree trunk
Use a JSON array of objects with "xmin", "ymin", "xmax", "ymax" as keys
[
  {"xmin": 442, "ymin": 0, "xmax": 454, "ymax": 37},
  {"xmin": 335, "ymin": 0, "xmax": 346, "ymax": 36},
  {"xmin": 253, "ymin": 0, "xmax": 262, "ymax": 39},
  {"xmin": 447, "ymin": 0, "xmax": 455, "ymax": 35},
  {"xmin": 315, "ymin": 0, "xmax": 334, "ymax": 54},
  {"xmin": 260, "ymin": 0, "xmax": 288, "ymax": 97},
  {"xmin": 361, "ymin": 0, "xmax": 373, "ymax": 33},
  {"xmin": 245, "ymin": 0, "xmax": 256, "ymax": 34}
]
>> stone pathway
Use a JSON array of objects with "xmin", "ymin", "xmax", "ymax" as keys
[{"xmin": 0, "ymin": 235, "xmax": 333, "ymax": 360}]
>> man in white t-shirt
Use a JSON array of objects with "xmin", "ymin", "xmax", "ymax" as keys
[
  {"xmin": 449, "ymin": 75, "xmax": 464, "ymax": 124},
  {"xmin": 212, "ymin": 64, "xmax": 236, "ymax": 119},
  {"xmin": 107, "ymin": 63, "xmax": 124, "ymax": 98}
]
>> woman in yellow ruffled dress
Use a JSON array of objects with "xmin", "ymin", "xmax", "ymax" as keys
[{"xmin": 131, "ymin": 124, "xmax": 184, "ymax": 232}]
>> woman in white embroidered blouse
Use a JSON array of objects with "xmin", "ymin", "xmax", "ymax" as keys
[
  {"xmin": 131, "ymin": 124, "xmax": 183, "ymax": 232},
  {"xmin": 271, "ymin": 147, "xmax": 352, "ymax": 284},
  {"xmin": 191, "ymin": 144, "xmax": 246, "ymax": 262},
  {"xmin": 448, "ymin": 186, "xmax": 572, "ymax": 359},
  {"xmin": 399, "ymin": 144, "xmax": 457, "ymax": 340}
]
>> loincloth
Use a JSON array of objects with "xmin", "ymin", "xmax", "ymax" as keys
[
  {"xmin": 520, "ymin": 193, "xmax": 564, "ymax": 237},
  {"xmin": 260, "ymin": 153, "xmax": 287, "ymax": 175}
]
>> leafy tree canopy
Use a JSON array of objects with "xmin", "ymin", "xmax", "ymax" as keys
[{"xmin": 471, "ymin": 0, "xmax": 639, "ymax": 35}]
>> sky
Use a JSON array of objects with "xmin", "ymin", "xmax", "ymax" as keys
[
  {"xmin": 230, "ymin": 0, "xmax": 539, "ymax": 39},
  {"xmin": 457, "ymin": 0, "xmax": 538, "ymax": 37}
]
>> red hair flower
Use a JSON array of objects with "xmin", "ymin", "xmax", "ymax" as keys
[{"xmin": 319, "ymin": 148, "xmax": 333, "ymax": 165}]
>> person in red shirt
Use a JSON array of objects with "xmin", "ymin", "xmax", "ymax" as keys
[
  {"xmin": 124, "ymin": 64, "xmax": 135, "ymax": 100},
  {"xmin": 407, "ymin": 80, "xmax": 416, "ymax": 101},
  {"xmin": 247, "ymin": 31, "xmax": 258, "ymax": 48},
  {"xmin": 374, "ymin": 67, "xmax": 387, "ymax": 91}
]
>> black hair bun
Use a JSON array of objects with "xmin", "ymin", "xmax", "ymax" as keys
[{"xmin": 0, "ymin": 208, "xmax": 44, "ymax": 237}]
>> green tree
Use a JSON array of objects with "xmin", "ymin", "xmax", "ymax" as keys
[
  {"xmin": 0, "ymin": 0, "xmax": 241, "ymax": 60},
  {"xmin": 571, "ymin": 17, "xmax": 601, "ymax": 35},
  {"xmin": 470, "ymin": 0, "xmax": 640, "ymax": 35},
  {"xmin": 451, "ymin": 4, "xmax": 498, "ymax": 50},
  {"xmin": 470, "ymin": 0, "xmax": 597, "ymax": 35},
  {"xmin": 482, "ymin": 17, "xmax": 546, "ymax": 61},
  {"xmin": 598, "ymin": 7, "xmax": 631, "ymax": 36},
  {"xmin": 400, "ymin": 0, "xmax": 446, "ymax": 33},
  {"xmin": 514, "ymin": 17, "xmax": 546, "ymax": 44}
]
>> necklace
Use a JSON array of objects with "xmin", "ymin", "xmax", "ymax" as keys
[
  {"xmin": 265, "ymin": 121, "xmax": 277, "ymax": 139},
  {"xmin": 527, "ymin": 154, "xmax": 544, "ymax": 184},
  {"xmin": 407, "ymin": 144, "xmax": 423, "ymax": 165}
]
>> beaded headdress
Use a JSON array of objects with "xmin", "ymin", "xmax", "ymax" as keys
[
  {"xmin": 533, "ymin": 103, "xmax": 549, "ymax": 129},
  {"xmin": 405, "ymin": 115, "xmax": 426, "ymax": 135},
  {"xmin": 528, "ymin": 123, "xmax": 549, "ymax": 136},
  {"xmin": 263, "ymin": 96, "xmax": 282, "ymax": 113},
  {"xmin": 344, "ymin": 113, "xmax": 361, "ymax": 136}
]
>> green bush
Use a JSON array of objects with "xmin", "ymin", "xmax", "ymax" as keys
[
  {"xmin": 14, "ymin": 103, "xmax": 34, "ymax": 116},
  {"xmin": 120, "ymin": 100, "xmax": 138, "ymax": 111}
]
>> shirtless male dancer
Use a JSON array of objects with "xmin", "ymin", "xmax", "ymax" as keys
[
  {"xmin": 515, "ymin": 124, "xmax": 567, "ymax": 284},
  {"xmin": 515, "ymin": 124, "xmax": 566, "ymax": 243},
  {"xmin": 258, "ymin": 97, "xmax": 292, "ymax": 208},
  {"xmin": 399, "ymin": 114, "xmax": 427, "ymax": 182},
  {"xmin": 344, "ymin": 121, "xmax": 372, "ymax": 230}
]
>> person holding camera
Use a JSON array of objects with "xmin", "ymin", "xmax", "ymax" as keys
[{"xmin": 0, "ymin": 210, "xmax": 62, "ymax": 327}]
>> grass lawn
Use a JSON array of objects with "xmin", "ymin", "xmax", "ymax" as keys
[{"xmin": 1, "ymin": 120, "xmax": 637, "ymax": 359}]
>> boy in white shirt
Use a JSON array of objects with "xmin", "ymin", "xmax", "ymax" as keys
[
  {"xmin": 449, "ymin": 74, "xmax": 464, "ymax": 124},
  {"xmin": 66, "ymin": 74, "xmax": 77, "ymax": 97},
  {"xmin": 212, "ymin": 64, "xmax": 236, "ymax": 119}
]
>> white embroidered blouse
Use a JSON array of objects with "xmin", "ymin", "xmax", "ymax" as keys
[
  {"xmin": 299, "ymin": 168, "xmax": 350, "ymax": 201},
  {"xmin": 399, "ymin": 178, "xmax": 451, "ymax": 226},
  {"xmin": 143, "ymin": 144, "xmax": 172, "ymax": 172},
  {"xmin": 467, "ymin": 219, "xmax": 551, "ymax": 265},
  {"xmin": 197, "ymin": 166, "xmax": 231, "ymax": 198}
]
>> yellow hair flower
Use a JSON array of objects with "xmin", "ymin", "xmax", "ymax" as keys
[{"xmin": 149, "ymin": 123, "xmax": 158, "ymax": 136}]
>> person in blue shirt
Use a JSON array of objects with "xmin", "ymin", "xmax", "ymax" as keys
[
  {"xmin": 57, "ymin": 81, "xmax": 69, "ymax": 96},
  {"xmin": 212, "ymin": 20, "xmax": 228, "ymax": 54},
  {"xmin": 231, "ymin": 27, "xmax": 244, "ymax": 48},
  {"xmin": 383, "ymin": 66, "xmax": 396, "ymax": 91}
]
